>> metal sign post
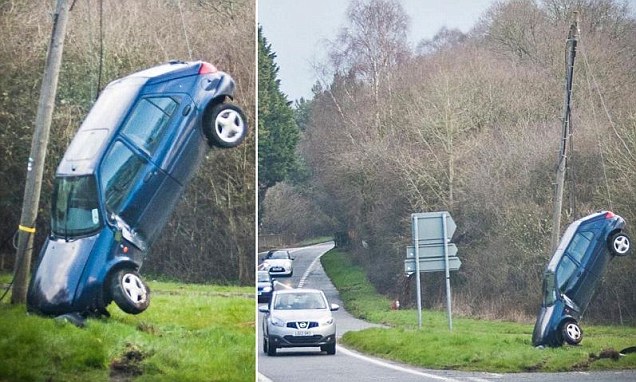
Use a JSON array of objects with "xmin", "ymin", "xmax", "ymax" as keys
[
  {"xmin": 409, "ymin": 211, "xmax": 460, "ymax": 331},
  {"xmin": 412, "ymin": 216, "xmax": 423, "ymax": 328},
  {"xmin": 442, "ymin": 213, "xmax": 452, "ymax": 331}
]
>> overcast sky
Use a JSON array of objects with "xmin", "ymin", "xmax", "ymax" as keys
[
  {"xmin": 259, "ymin": 0, "xmax": 636, "ymax": 102},
  {"xmin": 258, "ymin": 0, "xmax": 501, "ymax": 101}
]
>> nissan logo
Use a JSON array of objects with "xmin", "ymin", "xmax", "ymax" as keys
[{"xmin": 298, "ymin": 321, "xmax": 308, "ymax": 329}]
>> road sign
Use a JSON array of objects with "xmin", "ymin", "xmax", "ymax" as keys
[
  {"xmin": 404, "ymin": 256, "xmax": 461, "ymax": 273},
  {"xmin": 406, "ymin": 243, "xmax": 457, "ymax": 259},
  {"xmin": 410, "ymin": 211, "xmax": 459, "ymax": 331},
  {"xmin": 412, "ymin": 211, "xmax": 456, "ymax": 243}
]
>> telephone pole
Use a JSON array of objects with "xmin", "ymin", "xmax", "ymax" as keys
[
  {"xmin": 550, "ymin": 12, "xmax": 579, "ymax": 253},
  {"xmin": 12, "ymin": 0, "xmax": 70, "ymax": 304}
]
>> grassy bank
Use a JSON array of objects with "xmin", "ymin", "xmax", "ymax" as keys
[
  {"xmin": 321, "ymin": 249, "xmax": 636, "ymax": 372},
  {"xmin": 0, "ymin": 276, "xmax": 254, "ymax": 381}
]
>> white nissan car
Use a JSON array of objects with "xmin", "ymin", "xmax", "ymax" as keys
[{"xmin": 259, "ymin": 288, "xmax": 339, "ymax": 356}]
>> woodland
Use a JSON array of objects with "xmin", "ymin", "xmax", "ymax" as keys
[
  {"xmin": 260, "ymin": 0, "xmax": 636, "ymax": 323},
  {"xmin": 0, "ymin": 0, "xmax": 256, "ymax": 285}
]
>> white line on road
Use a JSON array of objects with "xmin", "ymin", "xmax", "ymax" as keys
[
  {"xmin": 297, "ymin": 250, "xmax": 325, "ymax": 288},
  {"xmin": 338, "ymin": 345, "xmax": 464, "ymax": 382},
  {"xmin": 257, "ymin": 372, "xmax": 274, "ymax": 382}
]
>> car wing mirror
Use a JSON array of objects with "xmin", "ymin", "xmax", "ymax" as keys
[
  {"xmin": 258, "ymin": 305, "xmax": 270, "ymax": 313},
  {"xmin": 330, "ymin": 303, "xmax": 340, "ymax": 311}
]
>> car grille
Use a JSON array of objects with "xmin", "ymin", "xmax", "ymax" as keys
[
  {"xmin": 286, "ymin": 321, "xmax": 318, "ymax": 329},
  {"xmin": 283, "ymin": 335, "xmax": 323, "ymax": 344}
]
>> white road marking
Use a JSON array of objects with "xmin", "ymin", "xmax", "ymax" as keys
[
  {"xmin": 257, "ymin": 372, "xmax": 274, "ymax": 382},
  {"xmin": 338, "ymin": 345, "xmax": 464, "ymax": 382},
  {"xmin": 297, "ymin": 250, "xmax": 325, "ymax": 288}
]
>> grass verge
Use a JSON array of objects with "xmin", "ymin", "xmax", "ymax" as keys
[
  {"xmin": 0, "ymin": 276, "xmax": 254, "ymax": 381},
  {"xmin": 321, "ymin": 249, "xmax": 636, "ymax": 372}
]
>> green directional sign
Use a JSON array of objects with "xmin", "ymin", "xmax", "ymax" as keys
[
  {"xmin": 407, "ymin": 244, "xmax": 457, "ymax": 259},
  {"xmin": 412, "ymin": 211, "xmax": 456, "ymax": 243},
  {"xmin": 404, "ymin": 256, "xmax": 462, "ymax": 273}
]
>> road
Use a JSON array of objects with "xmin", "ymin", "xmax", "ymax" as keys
[{"xmin": 257, "ymin": 242, "xmax": 636, "ymax": 382}]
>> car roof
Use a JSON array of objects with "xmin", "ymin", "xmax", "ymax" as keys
[{"xmin": 273, "ymin": 288, "xmax": 323, "ymax": 295}]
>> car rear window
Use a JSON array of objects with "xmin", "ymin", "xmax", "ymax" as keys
[
  {"xmin": 121, "ymin": 96, "xmax": 179, "ymax": 154},
  {"xmin": 565, "ymin": 231, "xmax": 594, "ymax": 263}
]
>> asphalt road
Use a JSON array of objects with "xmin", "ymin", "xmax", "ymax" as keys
[{"xmin": 257, "ymin": 242, "xmax": 636, "ymax": 382}]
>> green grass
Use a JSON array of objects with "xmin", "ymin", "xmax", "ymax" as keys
[
  {"xmin": 0, "ymin": 277, "xmax": 254, "ymax": 381},
  {"xmin": 321, "ymin": 249, "xmax": 636, "ymax": 372}
]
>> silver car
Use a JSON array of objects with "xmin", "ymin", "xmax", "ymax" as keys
[{"xmin": 259, "ymin": 288, "xmax": 339, "ymax": 356}]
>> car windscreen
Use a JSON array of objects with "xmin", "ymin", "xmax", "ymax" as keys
[
  {"xmin": 269, "ymin": 251, "xmax": 289, "ymax": 260},
  {"xmin": 273, "ymin": 292, "xmax": 327, "ymax": 310},
  {"xmin": 258, "ymin": 273, "xmax": 271, "ymax": 282},
  {"xmin": 51, "ymin": 175, "xmax": 101, "ymax": 238}
]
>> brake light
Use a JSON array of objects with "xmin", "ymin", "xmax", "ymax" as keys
[
  {"xmin": 605, "ymin": 211, "xmax": 615, "ymax": 219},
  {"xmin": 198, "ymin": 62, "xmax": 218, "ymax": 74}
]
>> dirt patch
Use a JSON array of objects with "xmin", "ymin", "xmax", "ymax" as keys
[
  {"xmin": 572, "ymin": 348, "xmax": 621, "ymax": 370},
  {"xmin": 110, "ymin": 343, "xmax": 146, "ymax": 381}
]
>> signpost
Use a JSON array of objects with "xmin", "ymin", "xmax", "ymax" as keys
[{"xmin": 409, "ymin": 211, "xmax": 460, "ymax": 330}]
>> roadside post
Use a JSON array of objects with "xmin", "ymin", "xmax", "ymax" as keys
[{"xmin": 407, "ymin": 212, "xmax": 461, "ymax": 330}]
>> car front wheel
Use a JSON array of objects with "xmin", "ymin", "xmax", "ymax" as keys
[
  {"xmin": 609, "ymin": 232, "xmax": 631, "ymax": 256},
  {"xmin": 321, "ymin": 343, "xmax": 336, "ymax": 355},
  {"xmin": 204, "ymin": 103, "xmax": 248, "ymax": 148},
  {"xmin": 266, "ymin": 338, "xmax": 277, "ymax": 356},
  {"xmin": 561, "ymin": 320, "xmax": 582, "ymax": 345},
  {"xmin": 111, "ymin": 270, "xmax": 150, "ymax": 314}
]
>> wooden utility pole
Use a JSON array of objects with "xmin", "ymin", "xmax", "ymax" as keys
[
  {"xmin": 550, "ymin": 12, "xmax": 579, "ymax": 253},
  {"xmin": 12, "ymin": 0, "xmax": 70, "ymax": 304}
]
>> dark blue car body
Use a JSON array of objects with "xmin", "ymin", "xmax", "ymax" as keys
[
  {"xmin": 27, "ymin": 61, "xmax": 248, "ymax": 316},
  {"xmin": 532, "ymin": 211, "xmax": 630, "ymax": 347}
]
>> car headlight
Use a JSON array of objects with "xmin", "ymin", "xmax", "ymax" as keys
[
  {"xmin": 270, "ymin": 316, "xmax": 285, "ymax": 327},
  {"xmin": 263, "ymin": 286, "xmax": 272, "ymax": 293},
  {"xmin": 321, "ymin": 317, "xmax": 334, "ymax": 326}
]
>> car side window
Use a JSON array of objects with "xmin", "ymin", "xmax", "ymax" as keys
[
  {"xmin": 100, "ymin": 141, "xmax": 146, "ymax": 215},
  {"xmin": 121, "ymin": 96, "xmax": 179, "ymax": 154},
  {"xmin": 556, "ymin": 255, "xmax": 577, "ymax": 294},
  {"xmin": 566, "ymin": 231, "xmax": 594, "ymax": 263}
]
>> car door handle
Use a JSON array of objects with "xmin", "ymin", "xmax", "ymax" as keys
[{"xmin": 143, "ymin": 170, "xmax": 157, "ymax": 183}]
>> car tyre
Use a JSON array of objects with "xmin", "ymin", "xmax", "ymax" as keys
[
  {"xmin": 322, "ymin": 343, "xmax": 336, "ymax": 355},
  {"xmin": 561, "ymin": 320, "xmax": 582, "ymax": 345},
  {"xmin": 263, "ymin": 338, "xmax": 268, "ymax": 354},
  {"xmin": 609, "ymin": 232, "xmax": 631, "ymax": 256},
  {"xmin": 111, "ymin": 269, "xmax": 150, "ymax": 314},
  {"xmin": 266, "ymin": 338, "xmax": 277, "ymax": 356},
  {"xmin": 204, "ymin": 103, "xmax": 248, "ymax": 148}
]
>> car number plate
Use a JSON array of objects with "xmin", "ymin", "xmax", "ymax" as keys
[{"xmin": 294, "ymin": 330, "xmax": 312, "ymax": 336}]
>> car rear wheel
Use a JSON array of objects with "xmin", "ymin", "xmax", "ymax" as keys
[
  {"xmin": 561, "ymin": 320, "xmax": 582, "ymax": 345},
  {"xmin": 609, "ymin": 232, "xmax": 631, "ymax": 256},
  {"xmin": 111, "ymin": 269, "xmax": 150, "ymax": 314},
  {"xmin": 204, "ymin": 103, "xmax": 248, "ymax": 148}
]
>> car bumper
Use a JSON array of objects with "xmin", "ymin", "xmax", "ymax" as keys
[
  {"xmin": 267, "ymin": 333, "xmax": 336, "ymax": 348},
  {"xmin": 268, "ymin": 268, "xmax": 292, "ymax": 277},
  {"xmin": 267, "ymin": 324, "xmax": 336, "ymax": 348}
]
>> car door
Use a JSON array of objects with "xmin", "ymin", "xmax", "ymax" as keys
[
  {"xmin": 562, "ymin": 230, "xmax": 597, "ymax": 309},
  {"xmin": 117, "ymin": 94, "xmax": 195, "ymax": 244}
]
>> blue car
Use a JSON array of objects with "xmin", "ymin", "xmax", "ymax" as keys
[
  {"xmin": 532, "ymin": 211, "xmax": 631, "ymax": 347},
  {"xmin": 27, "ymin": 61, "xmax": 248, "ymax": 316}
]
